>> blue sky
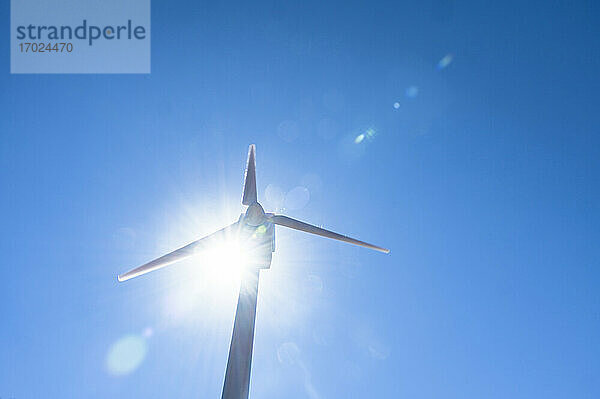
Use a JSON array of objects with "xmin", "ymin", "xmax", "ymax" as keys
[{"xmin": 1, "ymin": 0, "xmax": 599, "ymax": 398}]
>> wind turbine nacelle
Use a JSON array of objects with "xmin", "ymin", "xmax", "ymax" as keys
[
  {"xmin": 237, "ymin": 205, "xmax": 276, "ymax": 269},
  {"xmin": 244, "ymin": 202, "xmax": 266, "ymax": 226}
]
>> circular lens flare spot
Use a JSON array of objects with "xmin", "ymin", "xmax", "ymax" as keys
[
  {"xmin": 277, "ymin": 342, "xmax": 300, "ymax": 365},
  {"xmin": 285, "ymin": 186, "xmax": 310, "ymax": 210},
  {"xmin": 142, "ymin": 327, "xmax": 154, "ymax": 338},
  {"xmin": 405, "ymin": 86, "xmax": 419, "ymax": 98},
  {"xmin": 106, "ymin": 335, "xmax": 147, "ymax": 376}
]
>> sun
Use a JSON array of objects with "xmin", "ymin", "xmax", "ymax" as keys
[
  {"xmin": 160, "ymin": 234, "xmax": 252, "ymax": 323},
  {"xmin": 195, "ymin": 238, "xmax": 249, "ymax": 284}
]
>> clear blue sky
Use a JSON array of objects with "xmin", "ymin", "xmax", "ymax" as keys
[{"xmin": 1, "ymin": 1, "xmax": 599, "ymax": 398}]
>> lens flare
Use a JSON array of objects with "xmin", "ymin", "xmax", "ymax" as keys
[
  {"xmin": 142, "ymin": 327, "xmax": 154, "ymax": 338},
  {"xmin": 106, "ymin": 334, "xmax": 147, "ymax": 376},
  {"xmin": 277, "ymin": 342, "xmax": 300, "ymax": 365},
  {"xmin": 285, "ymin": 186, "xmax": 310, "ymax": 210},
  {"xmin": 355, "ymin": 128, "xmax": 376, "ymax": 144},
  {"xmin": 161, "ymin": 236, "xmax": 249, "ymax": 324},
  {"xmin": 265, "ymin": 184, "xmax": 285, "ymax": 210},
  {"xmin": 368, "ymin": 342, "xmax": 391, "ymax": 360},
  {"xmin": 195, "ymin": 239, "xmax": 248, "ymax": 285},
  {"xmin": 301, "ymin": 173, "xmax": 323, "ymax": 195},
  {"xmin": 405, "ymin": 86, "xmax": 419, "ymax": 98},
  {"xmin": 437, "ymin": 53, "xmax": 453, "ymax": 70}
]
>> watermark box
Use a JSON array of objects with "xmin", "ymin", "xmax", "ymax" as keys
[{"xmin": 11, "ymin": 0, "xmax": 151, "ymax": 73}]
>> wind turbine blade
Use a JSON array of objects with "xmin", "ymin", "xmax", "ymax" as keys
[
  {"xmin": 242, "ymin": 144, "xmax": 257, "ymax": 205},
  {"xmin": 269, "ymin": 215, "xmax": 390, "ymax": 254},
  {"xmin": 118, "ymin": 223, "xmax": 240, "ymax": 282}
]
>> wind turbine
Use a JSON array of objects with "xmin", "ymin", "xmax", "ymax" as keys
[{"xmin": 118, "ymin": 144, "xmax": 389, "ymax": 399}]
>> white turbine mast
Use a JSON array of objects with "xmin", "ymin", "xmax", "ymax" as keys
[{"xmin": 118, "ymin": 144, "xmax": 389, "ymax": 399}]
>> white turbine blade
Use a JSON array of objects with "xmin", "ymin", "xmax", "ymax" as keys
[
  {"xmin": 118, "ymin": 223, "xmax": 240, "ymax": 282},
  {"xmin": 242, "ymin": 144, "xmax": 257, "ymax": 205},
  {"xmin": 269, "ymin": 215, "xmax": 390, "ymax": 254}
]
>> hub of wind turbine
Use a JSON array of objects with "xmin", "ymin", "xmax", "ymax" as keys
[{"xmin": 244, "ymin": 202, "xmax": 266, "ymax": 227}]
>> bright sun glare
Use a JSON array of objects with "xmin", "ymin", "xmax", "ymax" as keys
[
  {"xmin": 155, "ymin": 196, "xmax": 306, "ymax": 331},
  {"xmin": 197, "ymin": 238, "xmax": 249, "ymax": 283},
  {"xmin": 159, "ymin": 229, "xmax": 256, "ymax": 324}
]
